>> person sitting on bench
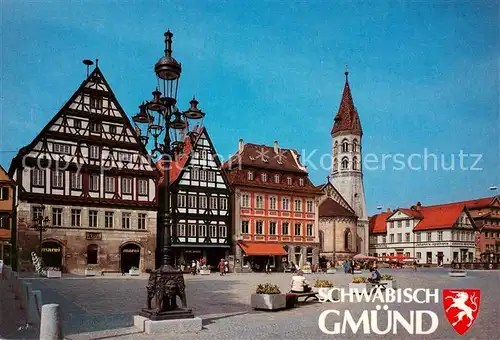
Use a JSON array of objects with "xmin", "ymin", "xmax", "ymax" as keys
[
  {"xmin": 368, "ymin": 267, "xmax": 381, "ymax": 284},
  {"xmin": 290, "ymin": 270, "xmax": 312, "ymax": 293}
]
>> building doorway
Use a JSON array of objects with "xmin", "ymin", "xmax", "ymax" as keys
[
  {"xmin": 294, "ymin": 246, "xmax": 302, "ymax": 266},
  {"xmin": 120, "ymin": 243, "xmax": 140, "ymax": 273},
  {"xmin": 87, "ymin": 244, "xmax": 98, "ymax": 265},
  {"xmin": 41, "ymin": 241, "xmax": 62, "ymax": 268}
]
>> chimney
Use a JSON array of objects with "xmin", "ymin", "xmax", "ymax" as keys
[
  {"xmin": 238, "ymin": 139, "xmax": 244, "ymax": 153},
  {"xmin": 416, "ymin": 201, "xmax": 422, "ymax": 210},
  {"xmin": 386, "ymin": 208, "xmax": 391, "ymax": 213},
  {"xmin": 274, "ymin": 141, "xmax": 279, "ymax": 154}
]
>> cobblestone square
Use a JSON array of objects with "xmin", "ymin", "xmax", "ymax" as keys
[{"xmin": 13, "ymin": 268, "xmax": 497, "ymax": 340}]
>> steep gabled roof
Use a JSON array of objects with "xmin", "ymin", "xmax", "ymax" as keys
[
  {"xmin": 319, "ymin": 198, "xmax": 356, "ymax": 217},
  {"xmin": 413, "ymin": 204, "xmax": 469, "ymax": 231},
  {"xmin": 317, "ymin": 181, "xmax": 356, "ymax": 215},
  {"xmin": 331, "ymin": 72, "xmax": 362, "ymax": 136}
]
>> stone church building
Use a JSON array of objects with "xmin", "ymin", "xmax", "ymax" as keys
[{"xmin": 317, "ymin": 70, "xmax": 369, "ymax": 263}]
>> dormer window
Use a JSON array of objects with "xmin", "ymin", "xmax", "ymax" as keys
[
  {"xmin": 261, "ymin": 173, "xmax": 267, "ymax": 182},
  {"xmin": 247, "ymin": 171, "xmax": 254, "ymax": 180},
  {"xmin": 287, "ymin": 177, "xmax": 292, "ymax": 185},
  {"xmin": 299, "ymin": 178, "xmax": 304, "ymax": 186},
  {"xmin": 274, "ymin": 174, "xmax": 280, "ymax": 183}
]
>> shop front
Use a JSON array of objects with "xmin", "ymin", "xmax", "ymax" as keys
[
  {"xmin": 237, "ymin": 241, "xmax": 288, "ymax": 272},
  {"xmin": 173, "ymin": 246, "xmax": 229, "ymax": 269}
]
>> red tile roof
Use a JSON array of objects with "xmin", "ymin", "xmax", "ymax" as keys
[
  {"xmin": 398, "ymin": 208, "xmax": 423, "ymax": 218},
  {"xmin": 413, "ymin": 203, "xmax": 466, "ymax": 231},
  {"xmin": 331, "ymin": 73, "xmax": 362, "ymax": 136},
  {"xmin": 369, "ymin": 212, "xmax": 391, "ymax": 234},
  {"xmin": 319, "ymin": 198, "xmax": 356, "ymax": 217},
  {"xmin": 223, "ymin": 143, "xmax": 308, "ymax": 173}
]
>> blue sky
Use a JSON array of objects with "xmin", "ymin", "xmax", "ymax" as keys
[{"xmin": 1, "ymin": 1, "xmax": 498, "ymax": 215}]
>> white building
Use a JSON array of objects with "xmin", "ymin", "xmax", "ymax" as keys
[{"xmin": 369, "ymin": 202, "xmax": 477, "ymax": 265}]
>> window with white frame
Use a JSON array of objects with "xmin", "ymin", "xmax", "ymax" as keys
[
  {"xmin": 90, "ymin": 122, "xmax": 101, "ymax": 132},
  {"xmin": 199, "ymin": 196, "xmax": 207, "ymax": 209},
  {"xmin": 122, "ymin": 213, "xmax": 131, "ymax": 229},
  {"xmin": 177, "ymin": 224, "xmax": 186, "ymax": 236},
  {"xmin": 177, "ymin": 194, "xmax": 186, "ymax": 207},
  {"xmin": 255, "ymin": 221, "xmax": 263, "ymax": 234},
  {"xmin": 208, "ymin": 171, "xmax": 215, "ymax": 182},
  {"xmin": 32, "ymin": 207, "xmax": 44, "ymax": 223},
  {"xmin": 89, "ymin": 210, "xmax": 98, "ymax": 227},
  {"xmin": 397, "ymin": 221, "xmax": 402, "ymax": 228},
  {"xmin": 247, "ymin": 171, "xmax": 254, "ymax": 180},
  {"xmin": 32, "ymin": 168, "xmax": 45, "ymax": 186},
  {"xmin": 269, "ymin": 196, "xmax": 277, "ymax": 210},
  {"xmin": 382, "ymin": 235, "xmax": 386, "ymax": 243},
  {"xmin": 255, "ymin": 195, "xmax": 264, "ymax": 209},
  {"xmin": 71, "ymin": 172, "xmax": 82, "ymax": 189},
  {"xmin": 192, "ymin": 167, "xmax": 199, "ymax": 180},
  {"xmin": 306, "ymin": 200, "xmax": 313, "ymax": 213},
  {"xmin": 306, "ymin": 224, "xmax": 313, "ymax": 236},
  {"xmin": 188, "ymin": 224, "xmax": 196, "ymax": 236},
  {"xmin": 89, "ymin": 174, "xmax": 99, "ymax": 191},
  {"xmin": 105, "ymin": 176, "xmax": 115, "ymax": 192},
  {"xmin": 241, "ymin": 221, "xmax": 249, "ymax": 234},
  {"xmin": 416, "ymin": 252, "xmax": 422, "ymax": 259},
  {"xmin": 282, "ymin": 222, "xmax": 289, "ymax": 235},
  {"xmin": 52, "ymin": 208, "xmax": 62, "ymax": 226},
  {"xmin": 294, "ymin": 199, "xmax": 302, "ymax": 212},
  {"xmin": 274, "ymin": 174, "xmax": 280, "ymax": 183},
  {"xmin": 269, "ymin": 221, "xmax": 277, "ymax": 235},
  {"xmin": 200, "ymin": 150, "xmax": 207, "ymax": 159},
  {"xmin": 53, "ymin": 143, "xmax": 70, "ymax": 154},
  {"xmin": 405, "ymin": 233, "xmax": 410, "ymax": 242},
  {"xmin": 241, "ymin": 194, "xmax": 250, "ymax": 208},
  {"xmin": 209, "ymin": 225, "xmax": 217, "ymax": 237},
  {"xmin": 138, "ymin": 179, "xmax": 148, "ymax": 195},
  {"xmin": 397, "ymin": 233, "xmax": 402, "ymax": 242},
  {"xmin": 287, "ymin": 177, "xmax": 292, "ymax": 185},
  {"xmin": 199, "ymin": 224, "xmax": 207, "ymax": 237},
  {"xmin": 261, "ymin": 173, "xmax": 267, "ymax": 182},
  {"xmin": 220, "ymin": 197, "xmax": 228, "ymax": 210},
  {"xmin": 427, "ymin": 232, "xmax": 432, "ymax": 241},
  {"xmin": 417, "ymin": 232, "xmax": 421, "ymax": 242},
  {"xmin": 52, "ymin": 170, "xmax": 64, "ymax": 188},
  {"xmin": 282, "ymin": 198, "xmax": 289, "ymax": 210},
  {"xmin": 299, "ymin": 178, "xmax": 304, "ymax": 186},
  {"xmin": 118, "ymin": 152, "xmax": 132, "ymax": 162},
  {"xmin": 71, "ymin": 209, "xmax": 81, "ymax": 227},
  {"xmin": 188, "ymin": 195, "xmax": 197, "ymax": 208},
  {"xmin": 219, "ymin": 225, "xmax": 227, "ymax": 238},
  {"xmin": 209, "ymin": 196, "xmax": 217, "ymax": 209},
  {"xmin": 294, "ymin": 223, "xmax": 301, "ymax": 236},
  {"xmin": 90, "ymin": 96, "xmax": 103, "ymax": 110},
  {"xmin": 122, "ymin": 178, "xmax": 132, "ymax": 194},
  {"xmin": 438, "ymin": 231, "xmax": 443, "ymax": 241},
  {"xmin": 405, "ymin": 220, "xmax": 410, "ymax": 228},
  {"xmin": 89, "ymin": 145, "xmax": 99, "ymax": 159},
  {"xmin": 200, "ymin": 169, "xmax": 207, "ymax": 181},
  {"xmin": 390, "ymin": 234, "xmax": 394, "ymax": 243},
  {"xmin": 104, "ymin": 212, "xmax": 114, "ymax": 228}
]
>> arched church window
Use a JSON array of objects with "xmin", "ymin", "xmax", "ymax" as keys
[
  {"xmin": 342, "ymin": 139, "xmax": 349, "ymax": 153},
  {"xmin": 341, "ymin": 157, "xmax": 349, "ymax": 170},
  {"xmin": 344, "ymin": 230, "xmax": 351, "ymax": 251},
  {"xmin": 352, "ymin": 139, "xmax": 358, "ymax": 152},
  {"xmin": 333, "ymin": 158, "xmax": 338, "ymax": 171},
  {"xmin": 352, "ymin": 157, "xmax": 357, "ymax": 170}
]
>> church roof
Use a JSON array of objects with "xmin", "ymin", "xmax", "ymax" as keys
[
  {"xmin": 331, "ymin": 71, "xmax": 362, "ymax": 136},
  {"xmin": 319, "ymin": 198, "xmax": 356, "ymax": 217}
]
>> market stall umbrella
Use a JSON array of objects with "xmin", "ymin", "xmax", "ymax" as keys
[{"xmin": 353, "ymin": 254, "xmax": 378, "ymax": 260}]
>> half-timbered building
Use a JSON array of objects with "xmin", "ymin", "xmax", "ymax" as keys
[
  {"xmin": 157, "ymin": 127, "xmax": 232, "ymax": 268},
  {"xmin": 9, "ymin": 63, "xmax": 159, "ymax": 273},
  {"xmin": 223, "ymin": 140, "xmax": 322, "ymax": 272}
]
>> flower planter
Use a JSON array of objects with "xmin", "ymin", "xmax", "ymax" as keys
[
  {"xmin": 47, "ymin": 270, "xmax": 62, "ymax": 278},
  {"xmin": 251, "ymin": 294, "xmax": 286, "ymax": 311},
  {"xmin": 326, "ymin": 268, "xmax": 336, "ymax": 274},
  {"xmin": 200, "ymin": 269, "xmax": 211, "ymax": 275},
  {"xmin": 449, "ymin": 271, "xmax": 467, "ymax": 277},
  {"xmin": 129, "ymin": 269, "xmax": 140, "ymax": 276},
  {"xmin": 302, "ymin": 269, "xmax": 312, "ymax": 274},
  {"xmin": 85, "ymin": 270, "xmax": 97, "ymax": 277},
  {"xmin": 349, "ymin": 283, "xmax": 370, "ymax": 293},
  {"xmin": 380, "ymin": 280, "xmax": 396, "ymax": 289}
]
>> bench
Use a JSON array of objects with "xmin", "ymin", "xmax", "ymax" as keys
[
  {"xmin": 287, "ymin": 291, "xmax": 318, "ymax": 304},
  {"xmin": 101, "ymin": 270, "xmax": 123, "ymax": 276}
]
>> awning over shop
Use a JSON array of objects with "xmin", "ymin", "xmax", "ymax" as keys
[{"xmin": 238, "ymin": 241, "xmax": 288, "ymax": 256}]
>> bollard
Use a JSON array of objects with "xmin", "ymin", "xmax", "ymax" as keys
[
  {"xmin": 20, "ymin": 281, "xmax": 33, "ymax": 310},
  {"xmin": 40, "ymin": 304, "xmax": 63, "ymax": 340},
  {"xmin": 28, "ymin": 290, "xmax": 43, "ymax": 325}
]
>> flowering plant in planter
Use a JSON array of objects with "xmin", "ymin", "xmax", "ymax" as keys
[
  {"xmin": 255, "ymin": 283, "xmax": 281, "ymax": 294},
  {"xmin": 380, "ymin": 274, "xmax": 394, "ymax": 280},
  {"xmin": 352, "ymin": 277, "xmax": 368, "ymax": 283},
  {"xmin": 313, "ymin": 280, "xmax": 334, "ymax": 288},
  {"xmin": 302, "ymin": 265, "xmax": 311, "ymax": 270},
  {"xmin": 86, "ymin": 264, "xmax": 100, "ymax": 270}
]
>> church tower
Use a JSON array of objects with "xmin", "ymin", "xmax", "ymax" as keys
[{"xmin": 330, "ymin": 69, "xmax": 368, "ymax": 254}]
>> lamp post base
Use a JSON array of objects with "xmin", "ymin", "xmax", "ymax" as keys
[{"xmin": 140, "ymin": 308, "xmax": 195, "ymax": 321}]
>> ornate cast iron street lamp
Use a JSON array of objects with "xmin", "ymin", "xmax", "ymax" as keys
[
  {"xmin": 133, "ymin": 31, "xmax": 205, "ymax": 321},
  {"xmin": 29, "ymin": 205, "xmax": 50, "ymax": 258}
]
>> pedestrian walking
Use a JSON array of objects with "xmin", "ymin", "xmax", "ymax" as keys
[{"xmin": 218, "ymin": 259, "xmax": 225, "ymax": 276}]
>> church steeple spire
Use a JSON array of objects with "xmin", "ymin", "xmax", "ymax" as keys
[{"xmin": 331, "ymin": 68, "xmax": 362, "ymax": 136}]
